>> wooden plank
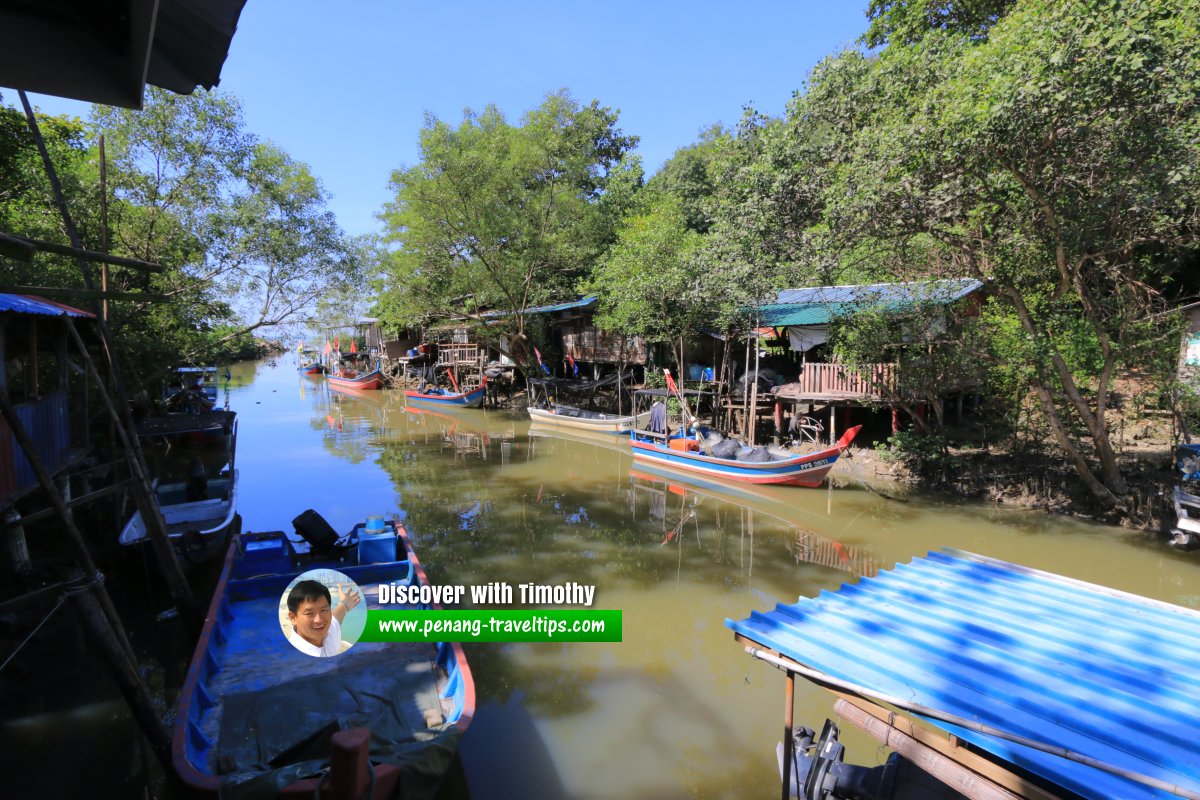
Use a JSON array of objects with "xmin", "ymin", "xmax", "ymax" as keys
[
  {"xmin": 833, "ymin": 698, "xmax": 1035, "ymax": 800},
  {"xmin": 0, "ymin": 285, "xmax": 171, "ymax": 303},
  {"xmin": 835, "ymin": 696, "xmax": 1062, "ymax": 800},
  {"xmin": 4, "ymin": 478, "xmax": 136, "ymax": 527},
  {"xmin": 0, "ymin": 232, "xmax": 164, "ymax": 273}
]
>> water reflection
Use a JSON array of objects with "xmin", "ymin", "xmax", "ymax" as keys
[{"xmin": 39, "ymin": 357, "xmax": 1192, "ymax": 800}]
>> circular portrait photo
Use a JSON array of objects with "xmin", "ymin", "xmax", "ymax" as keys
[{"xmin": 279, "ymin": 569, "xmax": 366, "ymax": 657}]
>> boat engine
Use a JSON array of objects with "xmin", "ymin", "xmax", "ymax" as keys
[{"xmin": 784, "ymin": 719, "xmax": 964, "ymax": 800}]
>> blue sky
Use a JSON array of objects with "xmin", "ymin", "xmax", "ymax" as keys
[{"xmin": 24, "ymin": 1, "xmax": 871, "ymax": 238}]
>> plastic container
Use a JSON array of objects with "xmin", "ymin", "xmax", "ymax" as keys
[
  {"xmin": 669, "ymin": 438, "xmax": 700, "ymax": 453},
  {"xmin": 358, "ymin": 517, "xmax": 397, "ymax": 564}
]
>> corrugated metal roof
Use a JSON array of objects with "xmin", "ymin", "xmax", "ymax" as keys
[
  {"xmin": 765, "ymin": 278, "xmax": 983, "ymax": 327},
  {"xmin": 482, "ymin": 296, "xmax": 598, "ymax": 318},
  {"xmin": 727, "ymin": 549, "xmax": 1200, "ymax": 799},
  {"xmin": 0, "ymin": 294, "xmax": 94, "ymax": 319}
]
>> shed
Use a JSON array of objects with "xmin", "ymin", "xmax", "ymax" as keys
[{"xmin": 0, "ymin": 294, "xmax": 95, "ymax": 503}]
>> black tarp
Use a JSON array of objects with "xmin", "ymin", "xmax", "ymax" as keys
[{"xmin": 216, "ymin": 649, "xmax": 462, "ymax": 800}]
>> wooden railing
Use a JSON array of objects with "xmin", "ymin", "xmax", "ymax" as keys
[{"xmin": 793, "ymin": 362, "xmax": 896, "ymax": 398}]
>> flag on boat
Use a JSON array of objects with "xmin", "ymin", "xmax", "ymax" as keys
[
  {"xmin": 297, "ymin": 340, "xmax": 304, "ymax": 352},
  {"xmin": 350, "ymin": 340, "xmax": 357, "ymax": 354},
  {"xmin": 566, "ymin": 354, "xmax": 578, "ymax": 378},
  {"xmin": 334, "ymin": 336, "xmax": 340, "ymax": 351},
  {"xmin": 534, "ymin": 346, "xmax": 551, "ymax": 375},
  {"xmin": 323, "ymin": 341, "xmax": 331, "ymax": 355},
  {"xmin": 664, "ymin": 369, "xmax": 679, "ymax": 395}
]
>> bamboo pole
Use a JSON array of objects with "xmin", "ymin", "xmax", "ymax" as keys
[
  {"xmin": 18, "ymin": 95, "xmax": 202, "ymax": 624},
  {"xmin": 64, "ymin": 316, "xmax": 200, "ymax": 629}
]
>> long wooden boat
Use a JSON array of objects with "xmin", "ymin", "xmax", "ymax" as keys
[
  {"xmin": 136, "ymin": 409, "xmax": 237, "ymax": 448},
  {"xmin": 173, "ymin": 516, "xmax": 475, "ymax": 798},
  {"xmin": 528, "ymin": 404, "xmax": 650, "ymax": 434},
  {"xmin": 326, "ymin": 368, "xmax": 384, "ymax": 390},
  {"xmin": 119, "ymin": 470, "xmax": 240, "ymax": 566},
  {"xmin": 405, "ymin": 385, "xmax": 485, "ymax": 408},
  {"xmin": 296, "ymin": 348, "xmax": 325, "ymax": 375},
  {"xmin": 629, "ymin": 425, "xmax": 861, "ymax": 487}
]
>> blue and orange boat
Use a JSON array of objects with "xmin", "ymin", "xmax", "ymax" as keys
[
  {"xmin": 296, "ymin": 348, "xmax": 325, "ymax": 376},
  {"xmin": 173, "ymin": 513, "xmax": 474, "ymax": 798},
  {"xmin": 629, "ymin": 424, "xmax": 861, "ymax": 487},
  {"xmin": 404, "ymin": 385, "xmax": 485, "ymax": 409}
]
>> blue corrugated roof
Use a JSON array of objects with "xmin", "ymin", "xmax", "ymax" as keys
[
  {"xmin": 764, "ymin": 278, "xmax": 983, "ymax": 327},
  {"xmin": 727, "ymin": 549, "xmax": 1200, "ymax": 799},
  {"xmin": 0, "ymin": 294, "xmax": 94, "ymax": 318}
]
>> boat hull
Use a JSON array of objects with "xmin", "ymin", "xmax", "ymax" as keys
[
  {"xmin": 405, "ymin": 386, "xmax": 485, "ymax": 408},
  {"xmin": 629, "ymin": 425, "xmax": 861, "ymax": 487},
  {"xmin": 118, "ymin": 471, "xmax": 239, "ymax": 567},
  {"xmin": 528, "ymin": 406, "xmax": 649, "ymax": 434},
  {"xmin": 172, "ymin": 519, "xmax": 474, "ymax": 797},
  {"xmin": 326, "ymin": 369, "xmax": 384, "ymax": 390},
  {"xmin": 297, "ymin": 363, "xmax": 325, "ymax": 375}
]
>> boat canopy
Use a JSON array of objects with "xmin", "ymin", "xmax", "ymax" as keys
[{"xmin": 726, "ymin": 549, "xmax": 1200, "ymax": 800}]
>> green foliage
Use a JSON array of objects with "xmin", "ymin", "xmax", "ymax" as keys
[
  {"xmin": 378, "ymin": 91, "xmax": 637, "ymax": 372},
  {"xmin": 587, "ymin": 192, "xmax": 705, "ymax": 345},
  {"xmin": 876, "ymin": 429, "xmax": 950, "ymax": 474},
  {"xmin": 1, "ymin": 88, "xmax": 364, "ymax": 393},
  {"xmin": 862, "ymin": 0, "xmax": 1016, "ymax": 48}
]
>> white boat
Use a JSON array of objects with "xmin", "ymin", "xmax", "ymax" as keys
[
  {"xmin": 1171, "ymin": 484, "xmax": 1200, "ymax": 548},
  {"xmin": 119, "ymin": 470, "xmax": 240, "ymax": 566},
  {"xmin": 527, "ymin": 404, "xmax": 651, "ymax": 434}
]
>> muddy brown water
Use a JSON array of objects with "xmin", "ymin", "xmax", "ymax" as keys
[{"xmin": 4, "ymin": 356, "xmax": 1198, "ymax": 799}]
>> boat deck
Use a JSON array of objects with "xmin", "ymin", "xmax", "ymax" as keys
[{"xmin": 199, "ymin": 590, "xmax": 448, "ymax": 776}]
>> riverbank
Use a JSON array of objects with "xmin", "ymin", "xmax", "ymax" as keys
[{"xmin": 833, "ymin": 415, "xmax": 1179, "ymax": 535}]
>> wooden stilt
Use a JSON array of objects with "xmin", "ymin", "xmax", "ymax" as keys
[
  {"xmin": 67, "ymin": 567, "xmax": 173, "ymax": 770},
  {"xmin": 782, "ymin": 670, "xmax": 795, "ymax": 800}
]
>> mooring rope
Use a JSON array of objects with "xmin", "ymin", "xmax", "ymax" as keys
[{"xmin": 0, "ymin": 573, "xmax": 101, "ymax": 675}]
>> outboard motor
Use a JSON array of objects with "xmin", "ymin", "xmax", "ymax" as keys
[
  {"xmin": 291, "ymin": 509, "xmax": 341, "ymax": 554},
  {"xmin": 784, "ymin": 720, "xmax": 965, "ymax": 800}
]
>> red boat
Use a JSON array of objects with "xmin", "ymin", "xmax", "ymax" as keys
[{"xmin": 326, "ymin": 368, "xmax": 384, "ymax": 390}]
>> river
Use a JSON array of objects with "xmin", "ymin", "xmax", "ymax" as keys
[{"xmin": 6, "ymin": 356, "xmax": 1199, "ymax": 799}]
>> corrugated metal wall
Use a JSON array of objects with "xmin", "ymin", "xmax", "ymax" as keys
[{"xmin": 1, "ymin": 390, "xmax": 69, "ymax": 499}]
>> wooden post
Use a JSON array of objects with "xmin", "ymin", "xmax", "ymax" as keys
[
  {"xmin": 63, "ymin": 317, "xmax": 200, "ymax": 629},
  {"xmin": 67, "ymin": 567, "xmax": 173, "ymax": 769},
  {"xmin": 0, "ymin": 383, "xmax": 138, "ymax": 665},
  {"xmin": 774, "ymin": 400, "xmax": 784, "ymax": 444},
  {"xmin": 99, "ymin": 134, "xmax": 109, "ymax": 323},
  {"xmin": 781, "ymin": 670, "xmax": 794, "ymax": 800},
  {"xmin": 4, "ymin": 508, "xmax": 31, "ymax": 574}
]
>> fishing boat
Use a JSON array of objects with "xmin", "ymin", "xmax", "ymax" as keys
[
  {"xmin": 405, "ymin": 385, "xmax": 485, "ymax": 408},
  {"xmin": 296, "ymin": 348, "xmax": 325, "ymax": 375},
  {"xmin": 326, "ymin": 368, "xmax": 384, "ymax": 391},
  {"xmin": 527, "ymin": 404, "xmax": 650, "ymax": 434},
  {"xmin": 173, "ymin": 513, "xmax": 475, "ymax": 798},
  {"xmin": 138, "ymin": 366, "xmax": 235, "ymax": 447},
  {"xmin": 118, "ymin": 469, "xmax": 240, "ymax": 566},
  {"xmin": 629, "ymin": 423, "xmax": 861, "ymax": 487}
]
